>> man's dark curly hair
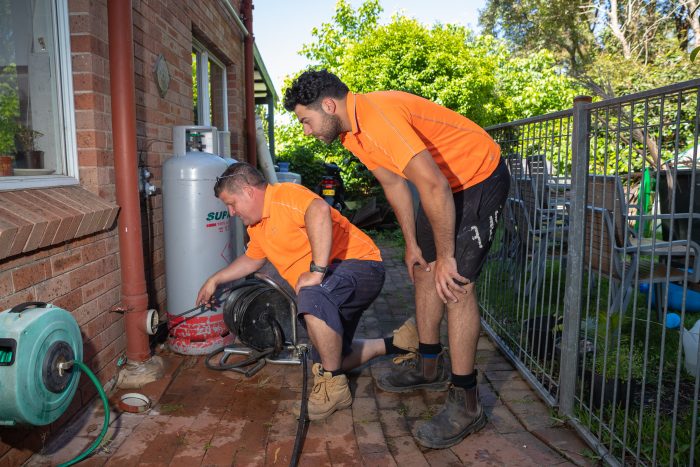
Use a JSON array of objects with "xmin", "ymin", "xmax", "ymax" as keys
[{"xmin": 283, "ymin": 69, "xmax": 349, "ymax": 112}]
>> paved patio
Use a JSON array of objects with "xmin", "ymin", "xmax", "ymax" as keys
[{"xmin": 27, "ymin": 241, "xmax": 597, "ymax": 466}]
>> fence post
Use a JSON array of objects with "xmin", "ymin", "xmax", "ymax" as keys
[{"xmin": 559, "ymin": 95, "xmax": 592, "ymax": 417}]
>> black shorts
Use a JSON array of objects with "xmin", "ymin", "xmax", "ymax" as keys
[
  {"xmin": 297, "ymin": 259, "xmax": 385, "ymax": 359},
  {"xmin": 416, "ymin": 158, "xmax": 510, "ymax": 282}
]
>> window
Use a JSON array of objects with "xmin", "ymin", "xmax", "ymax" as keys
[
  {"xmin": 0, "ymin": 0, "xmax": 77, "ymax": 189},
  {"xmin": 192, "ymin": 40, "xmax": 228, "ymax": 132}
]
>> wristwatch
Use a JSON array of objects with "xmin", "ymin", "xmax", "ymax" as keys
[{"xmin": 310, "ymin": 261, "xmax": 328, "ymax": 275}]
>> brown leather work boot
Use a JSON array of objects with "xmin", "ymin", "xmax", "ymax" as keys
[
  {"xmin": 413, "ymin": 384, "xmax": 487, "ymax": 449},
  {"xmin": 376, "ymin": 349, "xmax": 449, "ymax": 392},
  {"xmin": 293, "ymin": 363, "xmax": 352, "ymax": 420}
]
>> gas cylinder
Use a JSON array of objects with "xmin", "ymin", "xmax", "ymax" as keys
[{"xmin": 163, "ymin": 126, "xmax": 236, "ymax": 354}]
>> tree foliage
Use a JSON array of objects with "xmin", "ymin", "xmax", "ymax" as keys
[
  {"xmin": 480, "ymin": 0, "xmax": 699, "ymax": 98},
  {"xmin": 276, "ymin": 0, "xmax": 583, "ymax": 197}
]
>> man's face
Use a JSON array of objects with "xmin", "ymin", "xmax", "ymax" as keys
[
  {"xmin": 218, "ymin": 187, "xmax": 261, "ymax": 226},
  {"xmin": 294, "ymin": 103, "xmax": 344, "ymax": 144}
]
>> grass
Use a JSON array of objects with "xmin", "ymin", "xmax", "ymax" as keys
[
  {"xmin": 480, "ymin": 224, "xmax": 700, "ymax": 465},
  {"xmin": 397, "ymin": 403, "xmax": 409, "ymax": 416},
  {"xmin": 364, "ymin": 226, "xmax": 405, "ymax": 250},
  {"xmin": 577, "ymin": 402, "xmax": 700, "ymax": 465}
]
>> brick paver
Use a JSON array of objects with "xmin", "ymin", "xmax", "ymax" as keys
[{"xmin": 27, "ymin": 241, "xmax": 596, "ymax": 466}]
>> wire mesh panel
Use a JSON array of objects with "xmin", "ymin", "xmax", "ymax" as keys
[
  {"xmin": 484, "ymin": 79, "xmax": 700, "ymax": 466},
  {"xmin": 481, "ymin": 111, "xmax": 573, "ymax": 405},
  {"xmin": 576, "ymin": 81, "xmax": 700, "ymax": 466}
]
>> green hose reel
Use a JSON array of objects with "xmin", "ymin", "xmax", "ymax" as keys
[{"xmin": 0, "ymin": 302, "xmax": 83, "ymax": 426}]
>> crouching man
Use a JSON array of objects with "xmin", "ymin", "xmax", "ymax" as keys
[{"xmin": 196, "ymin": 162, "xmax": 416, "ymax": 420}]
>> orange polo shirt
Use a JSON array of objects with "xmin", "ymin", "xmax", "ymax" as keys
[
  {"xmin": 244, "ymin": 183, "xmax": 381, "ymax": 287},
  {"xmin": 340, "ymin": 91, "xmax": 501, "ymax": 192}
]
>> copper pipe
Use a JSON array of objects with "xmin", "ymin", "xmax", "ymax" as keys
[
  {"xmin": 241, "ymin": 0, "xmax": 257, "ymax": 166},
  {"xmin": 107, "ymin": 0, "xmax": 150, "ymax": 362}
]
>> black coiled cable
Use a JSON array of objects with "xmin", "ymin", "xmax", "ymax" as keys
[{"xmin": 290, "ymin": 346, "xmax": 308, "ymax": 467}]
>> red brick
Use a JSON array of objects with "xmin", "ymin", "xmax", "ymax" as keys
[
  {"xmin": 51, "ymin": 249, "xmax": 83, "ymax": 275},
  {"xmin": 52, "ymin": 289, "xmax": 84, "ymax": 311},
  {"xmin": 0, "ymin": 271, "xmax": 12, "ymax": 297},
  {"xmin": 1, "ymin": 288, "xmax": 36, "ymax": 310},
  {"xmin": 11, "ymin": 260, "xmax": 49, "ymax": 291},
  {"xmin": 37, "ymin": 274, "xmax": 73, "ymax": 303}
]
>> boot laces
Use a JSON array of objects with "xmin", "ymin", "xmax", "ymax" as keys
[
  {"xmin": 392, "ymin": 348, "xmax": 418, "ymax": 366},
  {"xmin": 310, "ymin": 376, "xmax": 331, "ymax": 403}
]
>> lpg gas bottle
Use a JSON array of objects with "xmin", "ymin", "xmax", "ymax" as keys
[{"xmin": 163, "ymin": 126, "xmax": 236, "ymax": 354}]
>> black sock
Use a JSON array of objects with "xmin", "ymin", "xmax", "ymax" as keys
[
  {"xmin": 322, "ymin": 367, "xmax": 344, "ymax": 377},
  {"xmin": 418, "ymin": 342, "xmax": 442, "ymax": 358},
  {"xmin": 451, "ymin": 370, "xmax": 478, "ymax": 390},
  {"xmin": 384, "ymin": 337, "xmax": 402, "ymax": 354}
]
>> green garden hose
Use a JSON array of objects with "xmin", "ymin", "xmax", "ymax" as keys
[{"xmin": 57, "ymin": 360, "xmax": 110, "ymax": 467}]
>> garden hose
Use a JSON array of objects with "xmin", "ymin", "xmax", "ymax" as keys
[{"xmin": 57, "ymin": 360, "xmax": 110, "ymax": 467}]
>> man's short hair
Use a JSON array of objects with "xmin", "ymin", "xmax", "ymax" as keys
[
  {"xmin": 283, "ymin": 69, "xmax": 349, "ymax": 112},
  {"xmin": 214, "ymin": 162, "xmax": 267, "ymax": 197}
]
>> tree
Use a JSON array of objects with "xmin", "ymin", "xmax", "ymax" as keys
[
  {"xmin": 481, "ymin": 0, "xmax": 699, "ymax": 95},
  {"xmin": 480, "ymin": 0, "xmax": 595, "ymax": 73},
  {"xmin": 481, "ymin": 0, "xmax": 699, "ymax": 168},
  {"xmin": 276, "ymin": 0, "xmax": 583, "ymax": 197}
]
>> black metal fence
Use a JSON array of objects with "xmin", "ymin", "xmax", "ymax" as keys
[{"xmin": 481, "ymin": 79, "xmax": 700, "ymax": 466}]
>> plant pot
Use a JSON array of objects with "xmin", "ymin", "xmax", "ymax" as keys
[
  {"xmin": 523, "ymin": 315, "xmax": 562, "ymax": 361},
  {"xmin": 583, "ymin": 369, "xmax": 640, "ymax": 409},
  {"xmin": 14, "ymin": 150, "xmax": 43, "ymax": 169},
  {"xmin": 0, "ymin": 155, "xmax": 13, "ymax": 176}
]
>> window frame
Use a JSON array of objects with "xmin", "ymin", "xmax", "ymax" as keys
[
  {"xmin": 0, "ymin": 0, "xmax": 78, "ymax": 191},
  {"xmin": 192, "ymin": 39, "xmax": 228, "ymax": 132}
]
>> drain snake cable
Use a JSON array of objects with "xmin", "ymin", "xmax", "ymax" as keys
[
  {"xmin": 56, "ymin": 360, "xmax": 110, "ymax": 467},
  {"xmin": 289, "ymin": 345, "xmax": 309, "ymax": 467}
]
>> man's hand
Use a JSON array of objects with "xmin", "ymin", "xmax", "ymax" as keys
[
  {"xmin": 405, "ymin": 243, "xmax": 429, "ymax": 283},
  {"xmin": 295, "ymin": 271, "xmax": 324, "ymax": 294},
  {"xmin": 196, "ymin": 277, "xmax": 219, "ymax": 308},
  {"xmin": 434, "ymin": 257, "xmax": 469, "ymax": 304}
]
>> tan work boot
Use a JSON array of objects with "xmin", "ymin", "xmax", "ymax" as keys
[
  {"xmin": 392, "ymin": 317, "xmax": 419, "ymax": 352},
  {"xmin": 293, "ymin": 363, "xmax": 352, "ymax": 420}
]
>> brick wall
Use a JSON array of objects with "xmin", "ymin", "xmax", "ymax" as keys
[{"xmin": 0, "ymin": 0, "xmax": 249, "ymax": 463}]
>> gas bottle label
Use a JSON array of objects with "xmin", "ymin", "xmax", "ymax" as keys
[
  {"xmin": 206, "ymin": 210, "xmax": 230, "ymax": 221},
  {"xmin": 205, "ymin": 210, "xmax": 231, "ymax": 232}
]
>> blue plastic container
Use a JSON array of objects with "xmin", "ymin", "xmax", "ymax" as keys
[{"xmin": 639, "ymin": 282, "xmax": 700, "ymax": 312}]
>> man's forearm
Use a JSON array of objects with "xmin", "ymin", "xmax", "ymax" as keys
[
  {"xmin": 212, "ymin": 254, "xmax": 265, "ymax": 284},
  {"xmin": 420, "ymin": 184, "xmax": 455, "ymax": 259},
  {"xmin": 305, "ymin": 199, "xmax": 333, "ymax": 266}
]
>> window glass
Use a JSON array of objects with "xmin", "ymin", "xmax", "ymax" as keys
[
  {"xmin": 192, "ymin": 42, "xmax": 227, "ymax": 132},
  {"xmin": 0, "ymin": 0, "xmax": 75, "ymax": 184}
]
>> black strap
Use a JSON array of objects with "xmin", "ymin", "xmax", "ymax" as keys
[{"xmin": 9, "ymin": 302, "xmax": 48, "ymax": 313}]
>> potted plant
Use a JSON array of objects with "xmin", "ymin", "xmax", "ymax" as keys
[
  {"xmin": 0, "ymin": 117, "xmax": 14, "ymax": 176},
  {"xmin": 14, "ymin": 124, "xmax": 44, "ymax": 169}
]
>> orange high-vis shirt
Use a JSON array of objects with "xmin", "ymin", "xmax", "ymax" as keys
[
  {"xmin": 340, "ymin": 91, "xmax": 501, "ymax": 192},
  {"xmin": 244, "ymin": 183, "xmax": 381, "ymax": 287}
]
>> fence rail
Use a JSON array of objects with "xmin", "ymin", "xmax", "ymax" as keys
[{"xmin": 483, "ymin": 78, "xmax": 700, "ymax": 466}]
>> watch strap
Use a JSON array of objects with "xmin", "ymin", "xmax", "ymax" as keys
[{"xmin": 310, "ymin": 261, "xmax": 328, "ymax": 274}]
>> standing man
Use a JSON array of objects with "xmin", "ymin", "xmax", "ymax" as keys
[
  {"xmin": 196, "ymin": 162, "xmax": 417, "ymax": 421},
  {"xmin": 284, "ymin": 70, "xmax": 509, "ymax": 448}
]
